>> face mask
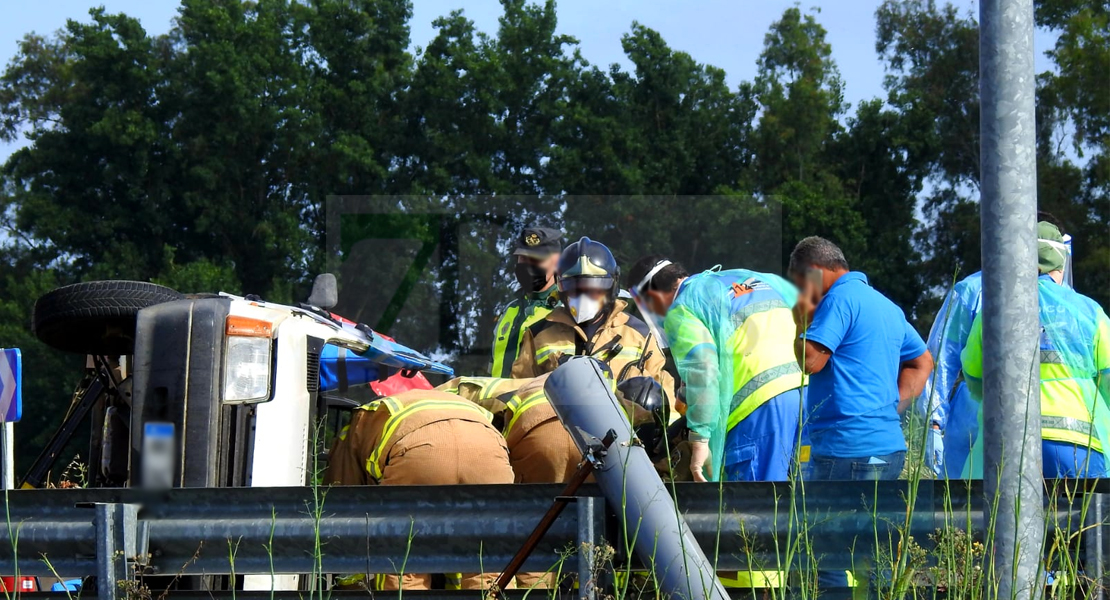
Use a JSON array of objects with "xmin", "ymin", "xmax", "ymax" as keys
[
  {"xmin": 568, "ymin": 295, "xmax": 604, "ymax": 324},
  {"xmin": 514, "ymin": 262, "xmax": 549, "ymax": 293}
]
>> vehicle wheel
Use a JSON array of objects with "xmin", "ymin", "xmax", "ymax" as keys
[{"xmin": 33, "ymin": 281, "xmax": 184, "ymax": 355}]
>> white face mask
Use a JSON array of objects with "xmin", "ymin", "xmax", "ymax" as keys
[{"xmin": 568, "ymin": 295, "xmax": 603, "ymax": 324}]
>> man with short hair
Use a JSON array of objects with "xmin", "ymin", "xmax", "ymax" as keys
[
  {"xmin": 627, "ymin": 255, "xmax": 804, "ymax": 483},
  {"xmin": 960, "ymin": 222, "xmax": 1110, "ymax": 478},
  {"xmin": 491, "ymin": 226, "xmax": 563, "ymax": 377},
  {"xmin": 789, "ymin": 236, "xmax": 933, "ymax": 481}
]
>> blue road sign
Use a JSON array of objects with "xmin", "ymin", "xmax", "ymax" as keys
[{"xmin": 0, "ymin": 349, "xmax": 21, "ymax": 423}]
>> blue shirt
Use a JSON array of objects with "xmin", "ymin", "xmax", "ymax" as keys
[{"xmin": 803, "ymin": 271, "xmax": 927, "ymax": 458}]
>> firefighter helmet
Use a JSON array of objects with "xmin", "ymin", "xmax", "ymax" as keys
[{"xmin": 556, "ymin": 237, "xmax": 620, "ymax": 302}]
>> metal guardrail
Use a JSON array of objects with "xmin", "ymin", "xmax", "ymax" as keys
[{"xmin": 1, "ymin": 480, "xmax": 1107, "ymax": 598}]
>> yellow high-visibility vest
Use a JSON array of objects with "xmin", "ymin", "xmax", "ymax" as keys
[{"xmin": 491, "ymin": 289, "xmax": 559, "ymax": 377}]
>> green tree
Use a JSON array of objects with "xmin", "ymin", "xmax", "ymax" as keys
[
  {"xmin": 877, "ymin": 0, "xmax": 1108, "ymax": 309},
  {"xmin": 1, "ymin": 11, "xmax": 171, "ymax": 280},
  {"xmin": 832, "ymin": 100, "xmax": 924, "ymax": 314},
  {"xmin": 754, "ymin": 7, "xmax": 845, "ymax": 189}
]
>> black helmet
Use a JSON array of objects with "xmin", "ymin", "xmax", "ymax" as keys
[
  {"xmin": 617, "ymin": 376, "xmax": 670, "ymax": 457},
  {"xmin": 557, "ymin": 237, "xmax": 620, "ymax": 304}
]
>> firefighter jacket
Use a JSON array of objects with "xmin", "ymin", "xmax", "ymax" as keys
[
  {"xmin": 324, "ymin": 389, "xmax": 502, "ymax": 485},
  {"xmin": 510, "ymin": 300, "xmax": 676, "ymax": 404}
]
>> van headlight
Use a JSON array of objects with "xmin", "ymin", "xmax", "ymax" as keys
[{"xmin": 223, "ymin": 316, "xmax": 273, "ymax": 403}]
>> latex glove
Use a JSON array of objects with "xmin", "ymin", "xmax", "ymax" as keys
[
  {"xmin": 927, "ymin": 425, "xmax": 945, "ymax": 477},
  {"xmin": 689, "ymin": 439, "xmax": 711, "ymax": 482}
]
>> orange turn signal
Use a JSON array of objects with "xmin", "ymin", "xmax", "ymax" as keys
[{"xmin": 226, "ymin": 316, "xmax": 273, "ymax": 338}]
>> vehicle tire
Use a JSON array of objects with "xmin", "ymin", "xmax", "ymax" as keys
[{"xmin": 33, "ymin": 281, "xmax": 184, "ymax": 355}]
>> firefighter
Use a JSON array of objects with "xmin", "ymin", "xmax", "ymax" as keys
[
  {"xmin": 435, "ymin": 374, "xmax": 574, "ymax": 590},
  {"xmin": 324, "ymin": 388, "xmax": 514, "ymax": 592},
  {"xmin": 440, "ymin": 372, "xmax": 674, "ymax": 590},
  {"xmin": 511, "ymin": 237, "xmax": 676, "ymax": 404},
  {"xmin": 444, "ymin": 374, "xmax": 679, "ymax": 484},
  {"xmin": 491, "ymin": 226, "xmax": 564, "ymax": 377}
]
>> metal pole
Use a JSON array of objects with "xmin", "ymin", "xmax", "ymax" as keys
[
  {"xmin": 577, "ymin": 496, "xmax": 601, "ymax": 600},
  {"xmin": 544, "ymin": 358, "xmax": 729, "ymax": 600},
  {"xmin": 979, "ymin": 0, "xmax": 1045, "ymax": 597},
  {"xmin": 1, "ymin": 423, "xmax": 13, "ymax": 489}
]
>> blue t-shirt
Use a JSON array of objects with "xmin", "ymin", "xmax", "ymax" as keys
[{"xmin": 803, "ymin": 271, "xmax": 926, "ymax": 458}]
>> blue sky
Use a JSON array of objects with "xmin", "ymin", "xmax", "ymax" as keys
[{"xmin": 1, "ymin": 0, "xmax": 1055, "ymax": 164}]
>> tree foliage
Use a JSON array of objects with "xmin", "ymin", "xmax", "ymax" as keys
[{"xmin": 0, "ymin": 0, "xmax": 1105, "ymax": 466}]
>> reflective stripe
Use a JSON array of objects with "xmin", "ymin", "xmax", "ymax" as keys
[
  {"xmin": 536, "ymin": 343, "xmax": 575, "ymax": 365},
  {"xmin": 727, "ymin": 361, "xmax": 802, "ymax": 429},
  {"xmin": 1043, "ymin": 415, "xmax": 1097, "ymax": 435},
  {"xmin": 729, "ymin": 298, "xmax": 790, "ymax": 329},
  {"xmin": 504, "ymin": 388, "xmax": 549, "ymax": 437},
  {"xmin": 364, "ymin": 399, "xmax": 494, "ymax": 480},
  {"xmin": 611, "ymin": 346, "xmax": 643, "ymax": 362},
  {"xmin": 1042, "ymin": 414, "xmax": 1103, "ymax": 452},
  {"xmin": 1041, "ymin": 349, "xmax": 1064, "ymax": 365},
  {"xmin": 718, "ymin": 570, "xmax": 783, "ymax": 588}
]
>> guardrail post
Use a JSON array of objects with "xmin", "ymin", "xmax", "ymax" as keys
[
  {"xmin": 577, "ymin": 496, "xmax": 605, "ymax": 600},
  {"xmin": 1083, "ymin": 492, "xmax": 1108, "ymax": 599},
  {"xmin": 94, "ymin": 503, "xmax": 144, "ymax": 600}
]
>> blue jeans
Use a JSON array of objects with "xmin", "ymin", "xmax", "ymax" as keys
[
  {"xmin": 805, "ymin": 451, "xmax": 906, "ymax": 481},
  {"xmin": 723, "ymin": 388, "xmax": 802, "ymax": 482},
  {"xmin": 1043, "ymin": 441, "xmax": 1107, "ymax": 478},
  {"xmin": 806, "ymin": 451, "xmax": 905, "ymax": 590}
]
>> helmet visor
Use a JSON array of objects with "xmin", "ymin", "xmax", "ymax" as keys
[{"xmin": 558, "ymin": 275, "xmax": 615, "ymax": 293}]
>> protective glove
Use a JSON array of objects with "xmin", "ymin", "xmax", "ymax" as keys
[
  {"xmin": 927, "ymin": 424, "xmax": 945, "ymax": 477},
  {"xmin": 689, "ymin": 439, "xmax": 712, "ymax": 482}
]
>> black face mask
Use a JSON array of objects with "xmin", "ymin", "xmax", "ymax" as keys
[{"xmin": 514, "ymin": 262, "xmax": 549, "ymax": 293}]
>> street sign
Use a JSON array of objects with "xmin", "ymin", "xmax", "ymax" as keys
[{"xmin": 0, "ymin": 349, "xmax": 21, "ymax": 423}]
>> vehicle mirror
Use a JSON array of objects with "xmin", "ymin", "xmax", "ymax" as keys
[
  {"xmin": 307, "ymin": 273, "xmax": 338, "ymax": 309},
  {"xmin": 0, "ymin": 349, "xmax": 22, "ymax": 423}
]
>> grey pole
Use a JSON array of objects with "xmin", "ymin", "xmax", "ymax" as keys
[
  {"xmin": 979, "ymin": 0, "xmax": 1045, "ymax": 597},
  {"xmin": 544, "ymin": 357, "xmax": 729, "ymax": 600},
  {"xmin": 1, "ymin": 423, "xmax": 13, "ymax": 489}
]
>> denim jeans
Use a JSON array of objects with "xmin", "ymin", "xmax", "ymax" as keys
[
  {"xmin": 805, "ymin": 451, "xmax": 906, "ymax": 481},
  {"xmin": 805, "ymin": 451, "xmax": 906, "ymax": 592}
]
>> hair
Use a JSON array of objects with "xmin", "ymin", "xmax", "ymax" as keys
[
  {"xmin": 1036, "ymin": 210, "xmax": 1063, "ymax": 230},
  {"xmin": 788, "ymin": 236, "xmax": 849, "ymax": 276},
  {"xmin": 627, "ymin": 255, "xmax": 689, "ymax": 293}
]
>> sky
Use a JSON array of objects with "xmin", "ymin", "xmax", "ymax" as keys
[{"xmin": 0, "ymin": 0, "xmax": 1056, "ymax": 165}]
